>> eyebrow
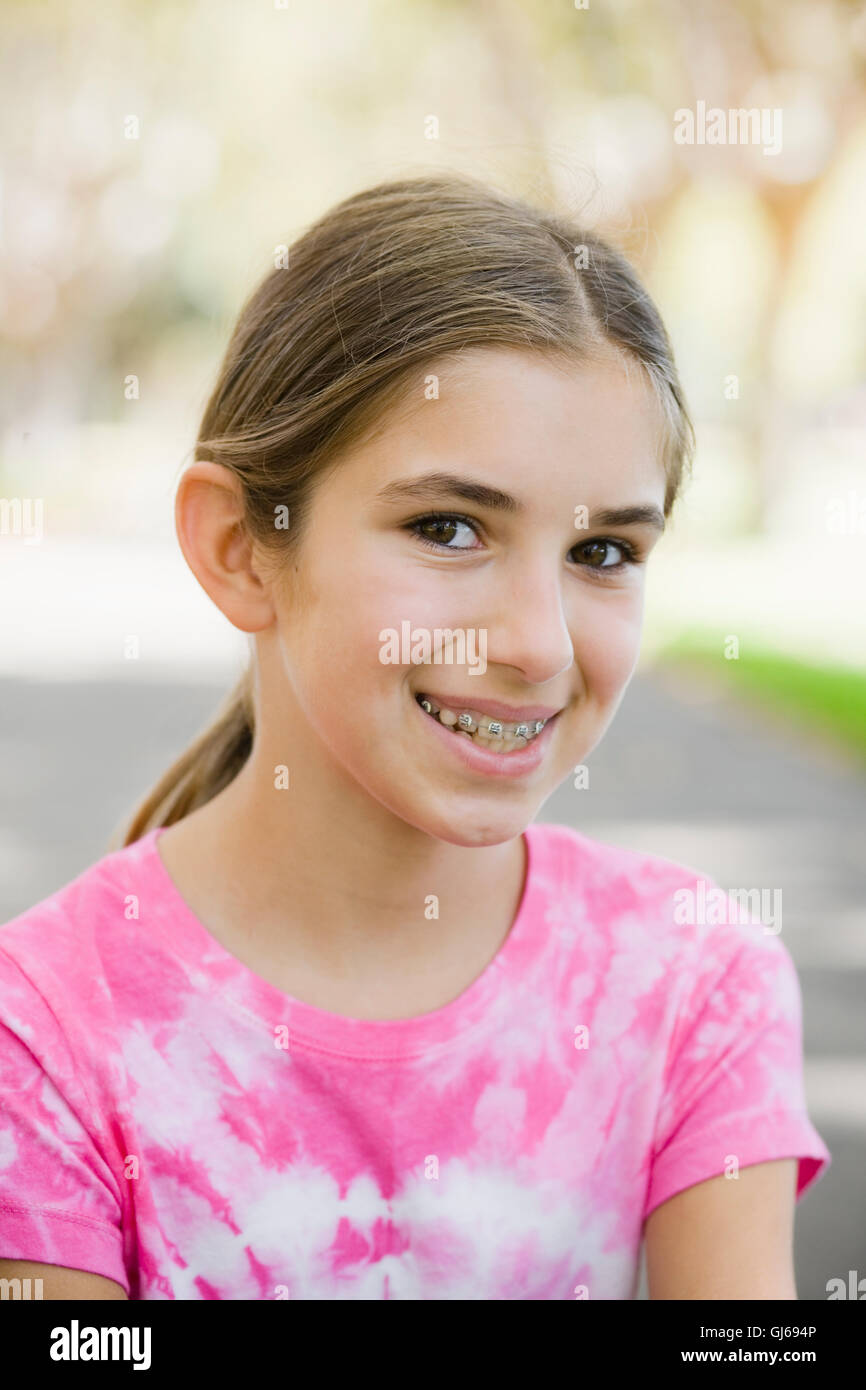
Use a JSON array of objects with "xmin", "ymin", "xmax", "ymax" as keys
[{"xmin": 375, "ymin": 471, "xmax": 666, "ymax": 532}]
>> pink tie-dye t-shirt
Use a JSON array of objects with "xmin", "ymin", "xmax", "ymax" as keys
[{"xmin": 0, "ymin": 821, "xmax": 829, "ymax": 1300}]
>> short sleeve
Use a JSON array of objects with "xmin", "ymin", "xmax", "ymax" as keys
[
  {"xmin": 644, "ymin": 922, "xmax": 831, "ymax": 1220},
  {"xmin": 0, "ymin": 948, "xmax": 129, "ymax": 1291}
]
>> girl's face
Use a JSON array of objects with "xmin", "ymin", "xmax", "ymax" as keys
[{"xmin": 265, "ymin": 347, "xmax": 668, "ymax": 848}]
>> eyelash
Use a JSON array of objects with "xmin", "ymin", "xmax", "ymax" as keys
[{"xmin": 405, "ymin": 511, "xmax": 642, "ymax": 574}]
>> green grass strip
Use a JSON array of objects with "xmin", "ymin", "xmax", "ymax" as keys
[{"xmin": 657, "ymin": 631, "xmax": 866, "ymax": 764}]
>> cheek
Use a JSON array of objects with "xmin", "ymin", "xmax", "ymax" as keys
[
  {"xmin": 573, "ymin": 596, "xmax": 644, "ymax": 700},
  {"xmin": 330, "ymin": 556, "xmax": 452, "ymax": 683},
  {"xmin": 281, "ymin": 553, "xmax": 414, "ymax": 709}
]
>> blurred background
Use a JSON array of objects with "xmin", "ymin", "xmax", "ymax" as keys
[{"xmin": 1, "ymin": 0, "xmax": 864, "ymax": 1297}]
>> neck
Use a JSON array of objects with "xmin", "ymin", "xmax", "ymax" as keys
[{"xmin": 161, "ymin": 732, "xmax": 527, "ymax": 986}]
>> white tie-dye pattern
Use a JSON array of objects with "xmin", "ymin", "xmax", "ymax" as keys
[
  {"xmin": 0, "ymin": 1130, "xmax": 16, "ymax": 1170},
  {"xmin": 0, "ymin": 823, "xmax": 830, "ymax": 1299}
]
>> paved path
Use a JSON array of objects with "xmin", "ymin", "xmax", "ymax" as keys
[{"xmin": 1, "ymin": 666, "xmax": 863, "ymax": 1300}]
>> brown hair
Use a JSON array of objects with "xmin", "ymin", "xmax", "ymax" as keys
[{"xmin": 113, "ymin": 170, "xmax": 695, "ymax": 848}]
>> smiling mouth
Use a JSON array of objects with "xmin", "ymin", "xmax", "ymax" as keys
[{"xmin": 415, "ymin": 692, "xmax": 552, "ymax": 754}]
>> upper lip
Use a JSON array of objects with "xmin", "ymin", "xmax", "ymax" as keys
[{"xmin": 417, "ymin": 691, "xmax": 564, "ymax": 721}]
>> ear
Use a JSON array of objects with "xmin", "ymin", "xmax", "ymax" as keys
[{"xmin": 174, "ymin": 462, "xmax": 275, "ymax": 634}]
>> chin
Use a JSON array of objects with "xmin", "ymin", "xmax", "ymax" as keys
[
  {"xmin": 434, "ymin": 822, "xmax": 527, "ymax": 849},
  {"xmin": 351, "ymin": 746, "xmax": 549, "ymax": 847},
  {"xmin": 401, "ymin": 796, "xmax": 536, "ymax": 849}
]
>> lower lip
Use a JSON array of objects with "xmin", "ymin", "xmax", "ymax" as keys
[{"xmin": 414, "ymin": 697, "xmax": 560, "ymax": 779}]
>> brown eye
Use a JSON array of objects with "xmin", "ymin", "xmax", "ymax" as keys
[
  {"xmin": 573, "ymin": 538, "xmax": 637, "ymax": 571},
  {"xmin": 582, "ymin": 540, "xmax": 618, "ymax": 567},
  {"xmin": 408, "ymin": 513, "xmax": 480, "ymax": 551},
  {"xmin": 419, "ymin": 517, "xmax": 458, "ymax": 545}
]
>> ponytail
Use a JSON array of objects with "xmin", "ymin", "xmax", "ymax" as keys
[{"xmin": 111, "ymin": 667, "xmax": 255, "ymax": 849}]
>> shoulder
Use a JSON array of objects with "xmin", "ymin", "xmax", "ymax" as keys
[
  {"xmin": 528, "ymin": 819, "xmax": 713, "ymax": 901},
  {"xmin": 0, "ymin": 845, "xmax": 141, "ymax": 1293},
  {"xmin": 527, "ymin": 823, "xmax": 830, "ymax": 1212},
  {"xmin": 0, "ymin": 832, "xmax": 157, "ymax": 1044},
  {"xmin": 528, "ymin": 818, "xmax": 718, "ymax": 933},
  {"xmin": 526, "ymin": 819, "xmax": 798, "ymax": 988}
]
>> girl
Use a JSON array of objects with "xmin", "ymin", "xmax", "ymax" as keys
[{"xmin": 0, "ymin": 172, "xmax": 830, "ymax": 1300}]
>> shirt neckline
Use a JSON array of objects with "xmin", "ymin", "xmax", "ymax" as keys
[{"xmin": 138, "ymin": 820, "xmax": 555, "ymax": 1060}]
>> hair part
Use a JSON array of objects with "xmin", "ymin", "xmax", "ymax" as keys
[{"xmin": 112, "ymin": 170, "xmax": 695, "ymax": 849}]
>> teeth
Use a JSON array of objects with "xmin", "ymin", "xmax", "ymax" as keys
[{"xmin": 416, "ymin": 694, "xmax": 548, "ymax": 751}]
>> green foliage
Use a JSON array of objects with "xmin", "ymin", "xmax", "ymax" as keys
[{"xmin": 659, "ymin": 631, "xmax": 866, "ymax": 765}]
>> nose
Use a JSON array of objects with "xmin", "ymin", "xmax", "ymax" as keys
[{"xmin": 482, "ymin": 564, "xmax": 575, "ymax": 687}]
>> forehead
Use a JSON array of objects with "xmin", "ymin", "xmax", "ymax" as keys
[
  {"xmin": 352, "ymin": 346, "xmax": 667, "ymax": 507},
  {"xmin": 434, "ymin": 346, "xmax": 661, "ymax": 439}
]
